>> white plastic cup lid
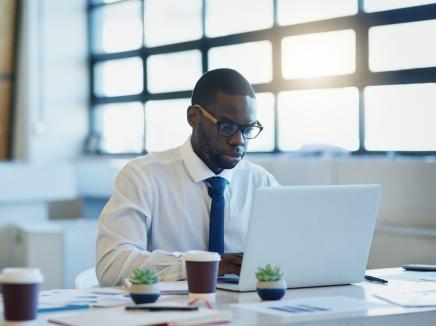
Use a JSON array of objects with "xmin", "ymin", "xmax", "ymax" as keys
[
  {"xmin": 0, "ymin": 268, "xmax": 44, "ymax": 284},
  {"xmin": 184, "ymin": 250, "xmax": 221, "ymax": 262}
]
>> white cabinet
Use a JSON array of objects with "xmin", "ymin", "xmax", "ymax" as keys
[{"xmin": 6, "ymin": 220, "xmax": 98, "ymax": 290}]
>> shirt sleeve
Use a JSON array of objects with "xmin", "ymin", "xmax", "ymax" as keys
[
  {"xmin": 266, "ymin": 170, "xmax": 280, "ymax": 187},
  {"xmin": 257, "ymin": 164, "xmax": 280, "ymax": 187},
  {"xmin": 96, "ymin": 163, "xmax": 186, "ymax": 286}
]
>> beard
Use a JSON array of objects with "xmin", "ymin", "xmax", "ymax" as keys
[{"xmin": 196, "ymin": 126, "xmax": 246, "ymax": 171}]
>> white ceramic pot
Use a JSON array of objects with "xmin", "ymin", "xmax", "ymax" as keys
[
  {"xmin": 129, "ymin": 283, "xmax": 160, "ymax": 294},
  {"xmin": 128, "ymin": 283, "xmax": 160, "ymax": 304}
]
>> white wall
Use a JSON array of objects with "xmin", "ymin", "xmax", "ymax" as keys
[{"xmin": 13, "ymin": 0, "xmax": 88, "ymax": 164}]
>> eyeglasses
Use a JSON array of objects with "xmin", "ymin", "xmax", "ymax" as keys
[{"xmin": 193, "ymin": 104, "xmax": 263, "ymax": 140}]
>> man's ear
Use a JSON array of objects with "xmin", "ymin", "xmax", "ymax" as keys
[{"xmin": 187, "ymin": 105, "xmax": 199, "ymax": 127}]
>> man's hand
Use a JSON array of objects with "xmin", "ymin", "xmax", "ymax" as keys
[{"xmin": 219, "ymin": 253, "xmax": 243, "ymax": 276}]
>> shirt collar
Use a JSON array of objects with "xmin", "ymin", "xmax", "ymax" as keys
[{"xmin": 180, "ymin": 137, "xmax": 234, "ymax": 184}]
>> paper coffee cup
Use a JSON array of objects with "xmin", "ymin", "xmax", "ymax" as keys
[
  {"xmin": 185, "ymin": 251, "xmax": 220, "ymax": 301},
  {"xmin": 0, "ymin": 268, "xmax": 44, "ymax": 325}
]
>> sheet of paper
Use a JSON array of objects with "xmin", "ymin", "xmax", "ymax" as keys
[
  {"xmin": 382, "ymin": 271, "xmax": 436, "ymax": 282},
  {"xmin": 39, "ymin": 287, "xmax": 132, "ymax": 308},
  {"xmin": 419, "ymin": 275, "xmax": 436, "ymax": 282},
  {"xmin": 46, "ymin": 305, "xmax": 231, "ymax": 326},
  {"xmin": 234, "ymin": 296, "xmax": 387, "ymax": 318},
  {"xmin": 374, "ymin": 289, "xmax": 436, "ymax": 307}
]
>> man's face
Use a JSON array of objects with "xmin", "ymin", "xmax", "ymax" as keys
[{"xmin": 190, "ymin": 92, "xmax": 257, "ymax": 174}]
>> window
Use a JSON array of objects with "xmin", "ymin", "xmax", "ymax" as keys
[
  {"xmin": 369, "ymin": 20, "xmax": 436, "ymax": 72},
  {"xmin": 205, "ymin": 0, "xmax": 273, "ymax": 37},
  {"xmin": 365, "ymin": 84, "xmax": 436, "ymax": 151},
  {"xmin": 91, "ymin": 0, "xmax": 142, "ymax": 54},
  {"xmin": 282, "ymin": 29, "xmax": 356, "ymax": 79},
  {"xmin": 147, "ymin": 50, "xmax": 202, "ymax": 93},
  {"xmin": 144, "ymin": 0, "xmax": 202, "ymax": 47},
  {"xmin": 94, "ymin": 57, "xmax": 143, "ymax": 97},
  {"xmin": 95, "ymin": 102, "xmax": 144, "ymax": 153},
  {"xmin": 364, "ymin": 0, "xmax": 436, "ymax": 12},
  {"xmin": 208, "ymin": 41, "xmax": 273, "ymax": 84},
  {"xmin": 277, "ymin": 0, "xmax": 357, "ymax": 25},
  {"xmin": 88, "ymin": 0, "xmax": 436, "ymax": 155},
  {"xmin": 145, "ymin": 99, "xmax": 192, "ymax": 152},
  {"xmin": 278, "ymin": 88, "xmax": 359, "ymax": 151}
]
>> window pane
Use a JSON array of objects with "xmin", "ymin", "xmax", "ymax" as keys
[
  {"xmin": 206, "ymin": 0, "xmax": 273, "ymax": 37},
  {"xmin": 208, "ymin": 41, "xmax": 272, "ymax": 84},
  {"xmin": 364, "ymin": 0, "xmax": 436, "ymax": 12},
  {"xmin": 145, "ymin": 99, "xmax": 191, "ymax": 151},
  {"xmin": 94, "ymin": 57, "xmax": 143, "ymax": 97},
  {"xmin": 144, "ymin": 0, "xmax": 202, "ymax": 47},
  {"xmin": 96, "ymin": 102, "xmax": 144, "ymax": 153},
  {"xmin": 278, "ymin": 0, "xmax": 357, "ymax": 25},
  {"xmin": 282, "ymin": 30, "xmax": 355, "ymax": 79},
  {"xmin": 364, "ymin": 84, "xmax": 436, "ymax": 151},
  {"xmin": 278, "ymin": 88, "xmax": 359, "ymax": 151},
  {"xmin": 369, "ymin": 20, "xmax": 436, "ymax": 72},
  {"xmin": 248, "ymin": 93, "xmax": 275, "ymax": 152},
  {"xmin": 147, "ymin": 50, "xmax": 202, "ymax": 93},
  {"xmin": 91, "ymin": 0, "xmax": 142, "ymax": 53}
]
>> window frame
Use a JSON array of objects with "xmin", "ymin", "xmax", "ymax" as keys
[{"xmin": 87, "ymin": 0, "xmax": 436, "ymax": 156}]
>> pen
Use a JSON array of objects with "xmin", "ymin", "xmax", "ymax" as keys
[
  {"xmin": 125, "ymin": 306, "xmax": 199, "ymax": 311},
  {"xmin": 38, "ymin": 304, "xmax": 90, "ymax": 313},
  {"xmin": 365, "ymin": 275, "xmax": 388, "ymax": 284}
]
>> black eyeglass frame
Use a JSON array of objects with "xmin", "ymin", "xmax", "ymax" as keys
[{"xmin": 193, "ymin": 104, "xmax": 264, "ymax": 140}]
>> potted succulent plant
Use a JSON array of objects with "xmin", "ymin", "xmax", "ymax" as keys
[
  {"xmin": 126, "ymin": 267, "xmax": 160, "ymax": 304},
  {"xmin": 255, "ymin": 264, "xmax": 286, "ymax": 301}
]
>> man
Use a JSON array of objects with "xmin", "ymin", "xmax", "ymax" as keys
[{"xmin": 96, "ymin": 68, "xmax": 279, "ymax": 286}]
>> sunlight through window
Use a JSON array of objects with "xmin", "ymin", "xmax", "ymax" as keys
[
  {"xmin": 92, "ymin": 0, "xmax": 142, "ymax": 53},
  {"xmin": 369, "ymin": 20, "xmax": 436, "ymax": 72},
  {"xmin": 278, "ymin": 88, "xmax": 359, "ymax": 151},
  {"xmin": 364, "ymin": 0, "xmax": 436, "ymax": 12},
  {"xmin": 282, "ymin": 30, "xmax": 356, "ymax": 79},
  {"xmin": 206, "ymin": 0, "xmax": 273, "ymax": 37},
  {"xmin": 144, "ymin": 0, "xmax": 202, "ymax": 46},
  {"xmin": 94, "ymin": 57, "xmax": 143, "ymax": 97},
  {"xmin": 145, "ymin": 99, "xmax": 192, "ymax": 152},
  {"xmin": 278, "ymin": 0, "xmax": 357, "ymax": 25},
  {"xmin": 147, "ymin": 50, "xmax": 202, "ymax": 93},
  {"xmin": 208, "ymin": 41, "xmax": 273, "ymax": 84},
  {"xmin": 365, "ymin": 84, "xmax": 436, "ymax": 151},
  {"xmin": 97, "ymin": 102, "xmax": 144, "ymax": 153}
]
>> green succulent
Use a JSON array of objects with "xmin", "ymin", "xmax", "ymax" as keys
[
  {"xmin": 255, "ymin": 264, "xmax": 284, "ymax": 282},
  {"xmin": 129, "ymin": 267, "xmax": 160, "ymax": 285}
]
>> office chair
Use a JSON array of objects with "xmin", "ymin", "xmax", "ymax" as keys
[{"xmin": 74, "ymin": 267, "xmax": 99, "ymax": 289}]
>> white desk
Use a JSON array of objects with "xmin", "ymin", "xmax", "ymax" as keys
[{"xmin": 9, "ymin": 268, "xmax": 436, "ymax": 325}]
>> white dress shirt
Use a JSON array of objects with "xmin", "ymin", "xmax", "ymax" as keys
[{"xmin": 96, "ymin": 138, "xmax": 279, "ymax": 286}]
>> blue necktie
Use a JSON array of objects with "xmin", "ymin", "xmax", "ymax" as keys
[{"xmin": 206, "ymin": 177, "xmax": 228, "ymax": 254}]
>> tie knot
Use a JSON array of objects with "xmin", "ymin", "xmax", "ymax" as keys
[{"xmin": 206, "ymin": 177, "xmax": 228, "ymax": 197}]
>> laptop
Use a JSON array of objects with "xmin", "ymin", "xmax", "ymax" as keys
[{"xmin": 217, "ymin": 184, "xmax": 381, "ymax": 292}]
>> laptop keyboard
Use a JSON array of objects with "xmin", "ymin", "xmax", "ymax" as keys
[{"xmin": 217, "ymin": 275, "xmax": 240, "ymax": 284}]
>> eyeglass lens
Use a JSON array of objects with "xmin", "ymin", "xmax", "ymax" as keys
[{"xmin": 218, "ymin": 122, "xmax": 261, "ymax": 139}]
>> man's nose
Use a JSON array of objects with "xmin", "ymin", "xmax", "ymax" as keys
[{"xmin": 228, "ymin": 129, "xmax": 246, "ymax": 146}]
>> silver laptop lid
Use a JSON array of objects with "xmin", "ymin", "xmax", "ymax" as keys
[{"xmin": 234, "ymin": 184, "xmax": 381, "ymax": 292}]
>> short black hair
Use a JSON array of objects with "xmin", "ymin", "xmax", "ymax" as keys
[{"xmin": 191, "ymin": 68, "xmax": 255, "ymax": 106}]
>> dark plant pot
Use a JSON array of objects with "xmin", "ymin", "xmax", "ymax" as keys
[
  {"xmin": 130, "ymin": 292, "xmax": 160, "ymax": 304},
  {"xmin": 256, "ymin": 280, "xmax": 286, "ymax": 301},
  {"xmin": 128, "ymin": 283, "xmax": 160, "ymax": 304}
]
